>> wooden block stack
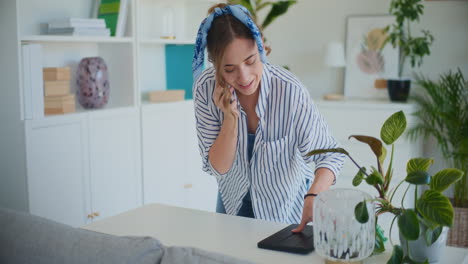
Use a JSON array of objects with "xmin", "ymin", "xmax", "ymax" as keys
[{"xmin": 43, "ymin": 67, "xmax": 76, "ymax": 115}]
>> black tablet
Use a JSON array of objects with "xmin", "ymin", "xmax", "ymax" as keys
[{"xmin": 257, "ymin": 224, "xmax": 314, "ymax": 254}]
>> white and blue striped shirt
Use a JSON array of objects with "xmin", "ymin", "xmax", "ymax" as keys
[{"xmin": 193, "ymin": 63, "xmax": 345, "ymax": 224}]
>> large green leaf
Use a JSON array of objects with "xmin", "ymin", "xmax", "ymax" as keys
[
  {"xmin": 380, "ymin": 111, "xmax": 407, "ymax": 145},
  {"xmin": 354, "ymin": 200, "xmax": 369, "ymax": 224},
  {"xmin": 352, "ymin": 168, "xmax": 366, "ymax": 187},
  {"xmin": 406, "ymin": 158, "xmax": 434, "ymax": 173},
  {"xmin": 262, "ymin": 1, "xmax": 297, "ymax": 29},
  {"xmin": 430, "ymin": 168, "xmax": 463, "ymax": 192},
  {"xmin": 306, "ymin": 148, "xmax": 349, "ymax": 157},
  {"xmin": 398, "ymin": 209, "xmax": 420, "ymax": 240},
  {"xmin": 405, "ymin": 170, "xmax": 430, "ymax": 185},
  {"xmin": 417, "ymin": 190, "xmax": 454, "ymax": 227},
  {"xmin": 387, "ymin": 245, "xmax": 404, "ymax": 264},
  {"xmin": 366, "ymin": 167, "xmax": 384, "ymax": 185},
  {"xmin": 425, "ymin": 225, "xmax": 443, "ymax": 246}
]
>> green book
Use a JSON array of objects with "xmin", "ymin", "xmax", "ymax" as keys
[{"xmin": 97, "ymin": 0, "xmax": 120, "ymax": 36}]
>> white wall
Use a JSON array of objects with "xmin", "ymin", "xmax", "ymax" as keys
[{"xmin": 264, "ymin": 0, "xmax": 468, "ymax": 99}]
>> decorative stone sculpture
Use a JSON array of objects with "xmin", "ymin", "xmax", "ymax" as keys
[{"xmin": 76, "ymin": 57, "xmax": 110, "ymax": 109}]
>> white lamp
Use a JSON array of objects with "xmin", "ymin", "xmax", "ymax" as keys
[
  {"xmin": 325, "ymin": 41, "xmax": 346, "ymax": 67},
  {"xmin": 323, "ymin": 41, "xmax": 346, "ymax": 100}
]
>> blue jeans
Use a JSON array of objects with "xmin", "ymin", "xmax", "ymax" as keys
[{"xmin": 216, "ymin": 191, "xmax": 254, "ymax": 218}]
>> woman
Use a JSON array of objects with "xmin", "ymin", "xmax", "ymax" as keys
[{"xmin": 192, "ymin": 4, "xmax": 345, "ymax": 232}]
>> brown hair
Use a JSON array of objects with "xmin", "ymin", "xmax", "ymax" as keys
[{"xmin": 206, "ymin": 3, "xmax": 267, "ymax": 87}]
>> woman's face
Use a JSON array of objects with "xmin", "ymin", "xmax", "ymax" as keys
[{"xmin": 220, "ymin": 38, "xmax": 263, "ymax": 96}]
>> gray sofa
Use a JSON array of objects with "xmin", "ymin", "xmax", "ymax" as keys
[{"xmin": 0, "ymin": 207, "xmax": 253, "ymax": 264}]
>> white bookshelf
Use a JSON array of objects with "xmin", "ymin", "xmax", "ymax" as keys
[
  {"xmin": 1, "ymin": 0, "xmax": 216, "ymax": 227},
  {"xmin": 21, "ymin": 35, "xmax": 134, "ymax": 43}
]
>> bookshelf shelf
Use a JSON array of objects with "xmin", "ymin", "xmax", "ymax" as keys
[
  {"xmin": 21, "ymin": 35, "xmax": 134, "ymax": 44},
  {"xmin": 139, "ymin": 38, "xmax": 195, "ymax": 45}
]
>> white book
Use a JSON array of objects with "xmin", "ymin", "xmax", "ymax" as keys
[
  {"xmin": 28, "ymin": 44, "xmax": 45, "ymax": 119},
  {"xmin": 21, "ymin": 45, "xmax": 32, "ymax": 120},
  {"xmin": 115, "ymin": 0, "xmax": 128, "ymax": 37},
  {"xmin": 48, "ymin": 27, "xmax": 111, "ymax": 36},
  {"xmin": 48, "ymin": 18, "xmax": 106, "ymax": 29}
]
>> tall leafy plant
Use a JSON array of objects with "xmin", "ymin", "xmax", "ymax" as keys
[
  {"xmin": 385, "ymin": 0, "xmax": 434, "ymax": 78},
  {"xmin": 408, "ymin": 69, "xmax": 468, "ymax": 208},
  {"xmin": 307, "ymin": 111, "xmax": 464, "ymax": 263},
  {"xmin": 227, "ymin": 0, "xmax": 297, "ymax": 54}
]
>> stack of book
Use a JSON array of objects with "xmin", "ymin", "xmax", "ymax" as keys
[
  {"xmin": 47, "ymin": 18, "xmax": 110, "ymax": 36},
  {"xmin": 43, "ymin": 67, "xmax": 76, "ymax": 115}
]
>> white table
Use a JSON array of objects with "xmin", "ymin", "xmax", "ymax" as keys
[{"xmin": 82, "ymin": 203, "xmax": 468, "ymax": 264}]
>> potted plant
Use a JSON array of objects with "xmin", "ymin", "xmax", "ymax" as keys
[
  {"xmin": 408, "ymin": 69, "xmax": 468, "ymax": 247},
  {"xmin": 227, "ymin": 0, "xmax": 297, "ymax": 55},
  {"xmin": 384, "ymin": 0, "xmax": 434, "ymax": 102},
  {"xmin": 307, "ymin": 111, "xmax": 464, "ymax": 263}
]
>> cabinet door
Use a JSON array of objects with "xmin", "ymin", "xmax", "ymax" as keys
[
  {"xmin": 25, "ymin": 114, "xmax": 90, "ymax": 227},
  {"xmin": 184, "ymin": 101, "xmax": 217, "ymax": 212},
  {"xmin": 88, "ymin": 107, "xmax": 142, "ymax": 221},
  {"xmin": 142, "ymin": 102, "xmax": 188, "ymax": 208}
]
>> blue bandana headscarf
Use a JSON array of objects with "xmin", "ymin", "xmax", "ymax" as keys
[{"xmin": 192, "ymin": 4, "xmax": 268, "ymax": 81}]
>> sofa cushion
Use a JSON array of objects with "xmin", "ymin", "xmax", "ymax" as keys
[{"xmin": 0, "ymin": 207, "xmax": 164, "ymax": 264}]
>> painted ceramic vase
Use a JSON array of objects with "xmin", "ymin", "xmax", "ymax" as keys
[{"xmin": 76, "ymin": 57, "xmax": 110, "ymax": 109}]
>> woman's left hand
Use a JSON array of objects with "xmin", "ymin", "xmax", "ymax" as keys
[{"xmin": 291, "ymin": 196, "xmax": 314, "ymax": 233}]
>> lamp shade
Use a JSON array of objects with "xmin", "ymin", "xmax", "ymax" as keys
[{"xmin": 324, "ymin": 42, "xmax": 346, "ymax": 67}]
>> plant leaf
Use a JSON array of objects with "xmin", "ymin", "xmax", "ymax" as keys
[
  {"xmin": 354, "ymin": 200, "xmax": 369, "ymax": 224},
  {"xmin": 366, "ymin": 167, "xmax": 384, "ymax": 185},
  {"xmin": 228, "ymin": 0, "xmax": 254, "ymax": 14},
  {"xmin": 349, "ymin": 135, "xmax": 383, "ymax": 158},
  {"xmin": 417, "ymin": 190, "xmax": 454, "ymax": 227},
  {"xmin": 430, "ymin": 168, "xmax": 464, "ymax": 192},
  {"xmin": 262, "ymin": 1, "xmax": 297, "ymax": 29},
  {"xmin": 380, "ymin": 111, "xmax": 407, "ymax": 145},
  {"xmin": 425, "ymin": 225, "xmax": 443, "ymax": 246},
  {"xmin": 398, "ymin": 209, "xmax": 420, "ymax": 240},
  {"xmin": 405, "ymin": 170, "xmax": 430, "ymax": 185},
  {"xmin": 387, "ymin": 245, "xmax": 404, "ymax": 264},
  {"xmin": 379, "ymin": 145, "xmax": 387, "ymax": 165},
  {"xmin": 406, "ymin": 158, "xmax": 434, "ymax": 174},
  {"xmin": 352, "ymin": 168, "xmax": 366, "ymax": 187},
  {"xmin": 306, "ymin": 148, "xmax": 349, "ymax": 157}
]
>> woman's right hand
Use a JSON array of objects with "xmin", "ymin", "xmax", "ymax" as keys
[{"xmin": 213, "ymin": 84, "xmax": 239, "ymax": 119}]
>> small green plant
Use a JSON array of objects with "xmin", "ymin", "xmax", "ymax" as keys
[
  {"xmin": 307, "ymin": 111, "xmax": 464, "ymax": 264},
  {"xmin": 385, "ymin": 0, "xmax": 434, "ymax": 78},
  {"xmin": 409, "ymin": 69, "xmax": 468, "ymax": 208}
]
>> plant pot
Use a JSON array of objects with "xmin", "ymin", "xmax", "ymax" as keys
[
  {"xmin": 447, "ymin": 206, "xmax": 468, "ymax": 247},
  {"xmin": 387, "ymin": 79, "xmax": 411, "ymax": 102},
  {"xmin": 399, "ymin": 225, "xmax": 448, "ymax": 264}
]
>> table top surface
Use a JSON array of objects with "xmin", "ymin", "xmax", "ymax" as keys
[{"xmin": 82, "ymin": 203, "xmax": 468, "ymax": 264}]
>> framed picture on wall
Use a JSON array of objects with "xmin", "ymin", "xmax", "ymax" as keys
[{"xmin": 344, "ymin": 15, "xmax": 399, "ymax": 99}]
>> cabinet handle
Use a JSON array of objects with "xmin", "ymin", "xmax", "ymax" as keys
[{"xmin": 183, "ymin": 183, "xmax": 193, "ymax": 189}]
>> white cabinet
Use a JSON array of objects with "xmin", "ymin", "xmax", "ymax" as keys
[
  {"xmin": 25, "ymin": 114, "xmax": 90, "ymax": 227},
  {"xmin": 142, "ymin": 101, "xmax": 217, "ymax": 212},
  {"xmin": 87, "ymin": 107, "xmax": 142, "ymax": 222},
  {"xmin": 25, "ymin": 107, "xmax": 142, "ymax": 227}
]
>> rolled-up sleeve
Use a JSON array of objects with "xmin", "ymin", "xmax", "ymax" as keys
[
  {"xmin": 193, "ymin": 75, "xmax": 229, "ymax": 181},
  {"xmin": 294, "ymin": 88, "xmax": 345, "ymax": 181}
]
